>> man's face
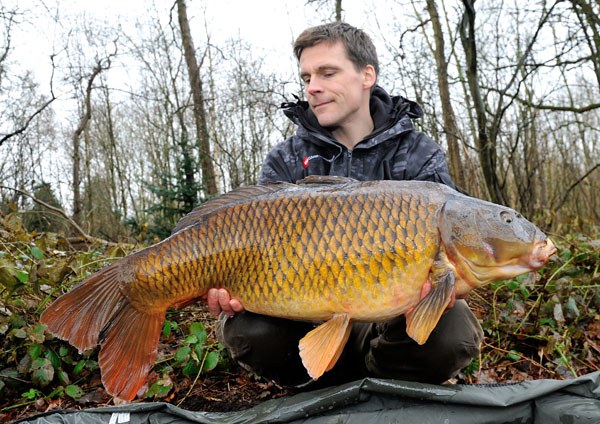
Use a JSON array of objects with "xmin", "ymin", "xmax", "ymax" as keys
[{"xmin": 299, "ymin": 41, "xmax": 375, "ymax": 129}]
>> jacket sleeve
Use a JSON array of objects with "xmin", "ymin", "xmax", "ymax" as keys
[
  {"xmin": 405, "ymin": 133, "xmax": 456, "ymax": 189},
  {"xmin": 258, "ymin": 140, "xmax": 301, "ymax": 184}
]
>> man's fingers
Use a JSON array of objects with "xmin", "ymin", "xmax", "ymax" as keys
[
  {"xmin": 207, "ymin": 288, "xmax": 244, "ymax": 317},
  {"xmin": 230, "ymin": 298, "xmax": 245, "ymax": 313},
  {"xmin": 207, "ymin": 288, "xmax": 221, "ymax": 317}
]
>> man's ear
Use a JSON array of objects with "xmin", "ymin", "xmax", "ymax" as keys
[{"xmin": 362, "ymin": 64, "xmax": 377, "ymax": 89}]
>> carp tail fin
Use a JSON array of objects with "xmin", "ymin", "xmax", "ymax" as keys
[
  {"xmin": 41, "ymin": 257, "xmax": 164, "ymax": 400},
  {"xmin": 40, "ymin": 261, "xmax": 130, "ymax": 353},
  {"xmin": 299, "ymin": 314, "xmax": 352, "ymax": 380},
  {"xmin": 406, "ymin": 271, "xmax": 455, "ymax": 345},
  {"xmin": 98, "ymin": 304, "xmax": 165, "ymax": 401}
]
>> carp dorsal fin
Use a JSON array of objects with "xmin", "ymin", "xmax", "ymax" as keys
[
  {"xmin": 298, "ymin": 313, "xmax": 352, "ymax": 380},
  {"xmin": 171, "ymin": 182, "xmax": 296, "ymax": 234},
  {"xmin": 296, "ymin": 175, "xmax": 358, "ymax": 186}
]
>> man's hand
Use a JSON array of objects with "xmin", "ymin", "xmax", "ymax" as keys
[
  {"xmin": 207, "ymin": 288, "xmax": 245, "ymax": 318},
  {"xmin": 419, "ymin": 279, "xmax": 467, "ymax": 310}
]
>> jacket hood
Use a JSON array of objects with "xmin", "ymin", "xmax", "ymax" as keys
[{"xmin": 281, "ymin": 85, "xmax": 423, "ymax": 147}]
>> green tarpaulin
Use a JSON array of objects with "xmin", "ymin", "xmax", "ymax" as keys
[{"xmin": 17, "ymin": 371, "xmax": 600, "ymax": 424}]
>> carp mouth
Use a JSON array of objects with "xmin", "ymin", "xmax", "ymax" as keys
[
  {"xmin": 450, "ymin": 236, "xmax": 557, "ymax": 285},
  {"xmin": 526, "ymin": 237, "xmax": 557, "ymax": 270}
]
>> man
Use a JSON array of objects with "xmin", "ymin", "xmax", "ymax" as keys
[{"xmin": 207, "ymin": 22, "xmax": 483, "ymax": 388}]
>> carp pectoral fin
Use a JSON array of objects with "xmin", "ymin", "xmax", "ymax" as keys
[
  {"xmin": 405, "ymin": 272, "xmax": 455, "ymax": 345},
  {"xmin": 298, "ymin": 314, "xmax": 352, "ymax": 380},
  {"xmin": 98, "ymin": 304, "xmax": 165, "ymax": 401}
]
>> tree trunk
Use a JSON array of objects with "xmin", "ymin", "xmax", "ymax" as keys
[
  {"xmin": 176, "ymin": 0, "xmax": 218, "ymax": 196},
  {"xmin": 335, "ymin": 0, "xmax": 343, "ymax": 21},
  {"xmin": 459, "ymin": 0, "xmax": 505, "ymax": 204},
  {"xmin": 569, "ymin": 0, "xmax": 600, "ymax": 90},
  {"xmin": 425, "ymin": 0, "xmax": 465, "ymax": 189},
  {"xmin": 72, "ymin": 63, "xmax": 103, "ymax": 225}
]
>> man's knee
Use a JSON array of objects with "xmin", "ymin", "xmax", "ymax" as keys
[
  {"xmin": 218, "ymin": 312, "xmax": 314, "ymax": 386},
  {"xmin": 366, "ymin": 300, "xmax": 483, "ymax": 383}
]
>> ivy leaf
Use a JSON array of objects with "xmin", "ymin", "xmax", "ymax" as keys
[
  {"xmin": 29, "ymin": 246, "xmax": 44, "ymax": 260},
  {"xmin": 182, "ymin": 361, "xmax": 200, "ymax": 378},
  {"xmin": 64, "ymin": 384, "xmax": 84, "ymax": 399},
  {"xmin": 27, "ymin": 343, "xmax": 43, "ymax": 360},
  {"xmin": 57, "ymin": 369, "xmax": 70, "ymax": 385},
  {"xmin": 189, "ymin": 322, "xmax": 207, "ymax": 345},
  {"xmin": 184, "ymin": 335, "xmax": 198, "ymax": 345},
  {"xmin": 45, "ymin": 350, "xmax": 61, "ymax": 369},
  {"xmin": 175, "ymin": 346, "xmax": 191, "ymax": 364},
  {"xmin": 16, "ymin": 270, "xmax": 29, "ymax": 283},
  {"xmin": 506, "ymin": 350, "xmax": 521, "ymax": 362},
  {"xmin": 202, "ymin": 351, "xmax": 219, "ymax": 372},
  {"xmin": 144, "ymin": 377, "xmax": 173, "ymax": 399},
  {"xmin": 73, "ymin": 360, "xmax": 85, "ymax": 375},
  {"xmin": 31, "ymin": 358, "xmax": 54, "ymax": 387}
]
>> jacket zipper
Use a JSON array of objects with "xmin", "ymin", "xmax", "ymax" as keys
[{"xmin": 346, "ymin": 150, "xmax": 352, "ymax": 177}]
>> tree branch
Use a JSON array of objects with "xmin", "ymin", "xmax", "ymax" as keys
[
  {"xmin": 483, "ymin": 86, "xmax": 600, "ymax": 113},
  {"xmin": 554, "ymin": 163, "xmax": 600, "ymax": 212},
  {"xmin": 0, "ymin": 185, "xmax": 116, "ymax": 246},
  {"xmin": 0, "ymin": 54, "xmax": 58, "ymax": 147}
]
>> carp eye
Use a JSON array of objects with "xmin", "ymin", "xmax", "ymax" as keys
[{"xmin": 500, "ymin": 211, "xmax": 513, "ymax": 223}]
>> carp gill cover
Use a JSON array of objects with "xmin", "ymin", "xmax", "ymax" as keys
[{"xmin": 40, "ymin": 176, "xmax": 556, "ymax": 400}]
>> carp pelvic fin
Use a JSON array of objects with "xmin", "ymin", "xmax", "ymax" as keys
[
  {"xmin": 406, "ymin": 271, "xmax": 455, "ymax": 345},
  {"xmin": 299, "ymin": 314, "xmax": 352, "ymax": 380}
]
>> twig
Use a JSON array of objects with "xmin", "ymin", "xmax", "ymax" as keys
[
  {"xmin": 177, "ymin": 351, "xmax": 209, "ymax": 407},
  {"xmin": 482, "ymin": 341, "xmax": 557, "ymax": 377},
  {"xmin": 0, "ymin": 185, "xmax": 116, "ymax": 246},
  {"xmin": 554, "ymin": 163, "xmax": 600, "ymax": 212}
]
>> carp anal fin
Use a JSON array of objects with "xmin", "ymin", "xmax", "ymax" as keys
[
  {"xmin": 171, "ymin": 182, "xmax": 296, "ymax": 234},
  {"xmin": 299, "ymin": 314, "xmax": 352, "ymax": 380},
  {"xmin": 405, "ymin": 271, "xmax": 455, "ymax": 345},
  {"xmin": 98, "ymin": 303, "xmax": 165, "ymax": 401}
]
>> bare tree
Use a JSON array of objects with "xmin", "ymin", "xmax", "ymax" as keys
[
  {"xmin": 0, "ymin": 5, "xmax": 56, "ymax": 148},
  {"xmin": 175, "ymin": 0, "xmax": 217, "ymax": 196},
  {"xmin": 307, "ymin": 0, "xmax": 344, "ymax": 22},
  {"xmin": 424, "ymin": 0, "xmax": 465, "ymax": 188},
  {"xmin": 71, "ymin": 60, "xmax": 108, "ymax": 224}
]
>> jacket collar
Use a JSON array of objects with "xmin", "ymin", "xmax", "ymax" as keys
[{"xmin": 281, "ymin": 85, "xmax": 423, "ymax": 148}]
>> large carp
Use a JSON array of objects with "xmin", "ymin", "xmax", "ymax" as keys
[{"xmin": 41, "ymin": 176, "xmax": 556, "ymax": 400}]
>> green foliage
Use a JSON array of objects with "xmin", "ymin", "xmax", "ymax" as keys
[
  {"xmin": 141, "ymin": 169, "xmax": 201, "ymax": 242},
  {"xmin": 0, "ymin": 213, "xmax": 122, "ymax": 406},
  {"xmin": 146, "ymin": 321, "xmax": 225, "ymax": 400},
  {"xmin": 470, "ymin": 231, "xmax": 599, "ymax": 381},
  {"xmin": 21, "ymin": 182, "xmax": 66, "ymax": 234},
  {"xmin": 0, "ymin": 212, "xmax": 227, "ymax": 412}
]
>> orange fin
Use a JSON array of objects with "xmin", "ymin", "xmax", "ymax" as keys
[
  {"xmin": 406, "ymin": 271, "xmax": 455, "ymax": 345},
  {"xmin": 40, "ymin": 261, "xmax": 131, "ymax": 352},
  {"xmin": 299, "ymin": 314, "xmax": 352, "ymax": 380},
  {"xmin": 40, "ymin": 257, "xmax": 166, "ymax": 400},
  {"xmin": 98, "ymin": 304, "xmax": 165, "ymax": 400}
]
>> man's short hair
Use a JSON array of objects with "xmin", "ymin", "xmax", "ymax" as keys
[{"xmin": 293, "ymin": 22, "xmax": 379, "ymax": 76}]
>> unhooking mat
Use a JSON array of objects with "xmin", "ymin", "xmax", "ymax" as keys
[{"xmin": 17, "ymin": 371, "xmax": 600, "ymax": 424}]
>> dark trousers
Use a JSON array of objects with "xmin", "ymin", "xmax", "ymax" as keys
[{"xmin": 218, "ymin": 299, "xmax": 484, "ymax": 388}]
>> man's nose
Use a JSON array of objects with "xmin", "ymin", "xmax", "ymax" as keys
[{"xmin": 306, "ymin": 78, "xmax": 323, "ymax": 95}]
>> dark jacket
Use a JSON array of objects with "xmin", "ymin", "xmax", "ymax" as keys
[{"xmin": 258, "ymin": 86, "xmax": 455, "ymax": 188}]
